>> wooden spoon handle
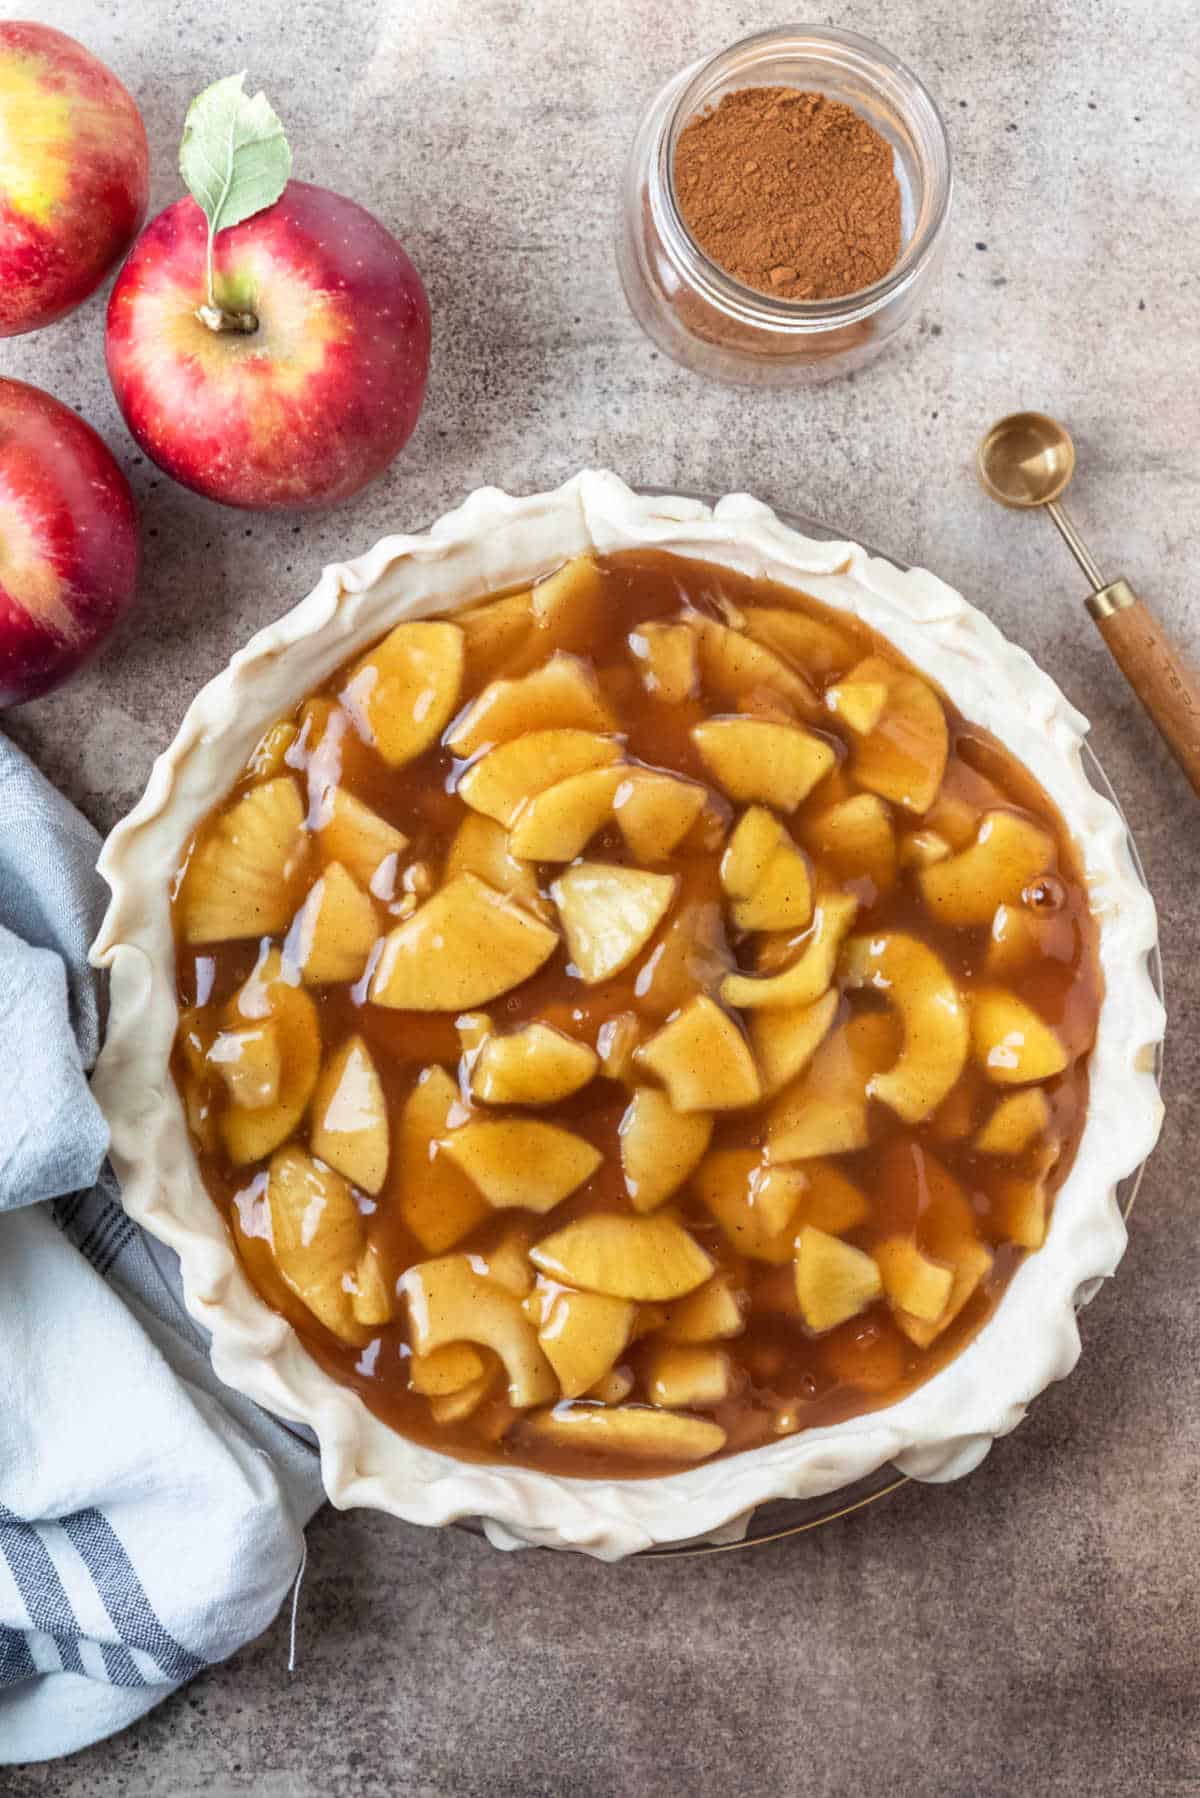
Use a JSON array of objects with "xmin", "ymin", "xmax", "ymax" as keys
[{"xmin": 1088, "ymin": 579, "xmax": 1200, "ymax": 795}]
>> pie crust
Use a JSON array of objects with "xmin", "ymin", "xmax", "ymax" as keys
[{"xmin": 91, "ymin": 473, "xmax": 1164, "ymax": 1558}]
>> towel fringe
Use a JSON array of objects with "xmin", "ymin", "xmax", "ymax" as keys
[{"xmin": 287, "ymin": 1537, "xmax": 307, "ymax": 1674}]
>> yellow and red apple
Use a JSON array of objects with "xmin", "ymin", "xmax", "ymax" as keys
[
  {"xmin": 0, "ymin": 22, "xmax": 148, "ymax": 337},
  {"xmin": 0, "ymin": 378, "xmax": 139, "ymax": 705},
  {"xmin": 106, "ymin": 181, "xmax": 432, "ymax": 510}
]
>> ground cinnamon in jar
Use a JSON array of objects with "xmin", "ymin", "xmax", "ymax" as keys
[{"xmin": 673, "ymin": 87, "xmax": 902, "ymax": 301}]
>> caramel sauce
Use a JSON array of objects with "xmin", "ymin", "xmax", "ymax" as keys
[{"xmin": 171, "ymin": 552, "xmax": 1101, "ymax": 1479}]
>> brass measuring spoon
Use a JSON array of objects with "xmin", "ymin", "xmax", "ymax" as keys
[{"xmin": 977, "ymin": 410, "xmax": 1200, "ymax": 795}]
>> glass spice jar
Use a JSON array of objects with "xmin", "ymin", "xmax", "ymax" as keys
[{"xmin": 616, "ymin": 25, "xmax": 952, "ymax": 387}]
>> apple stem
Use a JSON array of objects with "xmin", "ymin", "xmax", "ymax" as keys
[{"xmin": 196, "ymin": 238, "xmax": 258, "ymax": 335}]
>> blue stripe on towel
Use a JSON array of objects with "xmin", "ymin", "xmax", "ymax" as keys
[
  {"xmin": 0, "ymin": 1625, "xmax": 38, "ymax": 1685},
  {"xmin": 59, "ymin": 1509, "xmax": 204, "ymax": 1683},
  {"xmin": 0, "ymin": 1507, "xmax": 86, "ymax": 1677}
]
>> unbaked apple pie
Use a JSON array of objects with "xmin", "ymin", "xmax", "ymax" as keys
[
  {"xmin": 169, "ymin": 546, "xmax": 1103, "ymax": 1477},
  {"xmin": 93, "ymin": 476, "xmax": 1162, "ymax": 1552}
]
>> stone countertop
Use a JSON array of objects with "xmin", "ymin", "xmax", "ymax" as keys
[{"xmin": 5, "ymin": 0, "xmax": 1198, "ymax": 1792}]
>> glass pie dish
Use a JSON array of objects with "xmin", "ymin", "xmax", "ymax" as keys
[{"xmin": 91, "ymin": 474, "xmax": 1164, "ymax": 1558}]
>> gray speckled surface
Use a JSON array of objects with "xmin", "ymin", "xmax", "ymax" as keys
[{"xmin": 4, "ymin": 0, "xmax": 1199, "ymax": 1791}]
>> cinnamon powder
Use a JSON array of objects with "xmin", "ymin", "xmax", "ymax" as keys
[{"xmin": 674, "ymin": 87, "xmax": 902, "ymax": 302}]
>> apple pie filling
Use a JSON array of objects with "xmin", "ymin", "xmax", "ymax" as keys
[{"xmin": 170, "ymin": 552, "xmax": 1100, "ymax": 1477}]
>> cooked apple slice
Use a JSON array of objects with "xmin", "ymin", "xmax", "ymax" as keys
[
  {"xmin": 206, "ymin": 1022, "xmax": 282, "ymax": 1111},
  {"xmin": 689, "ymin": 614, "xmax": 818, "ymax": 713},
  {"xmin": 370, "ymin": 873, "xmax": 558, "ymax": 1010},
  {"xmin": 719, "ymin": 804, "xmax": 781, "ymax": 898},
  {"xmin": 985, "ymin": 902, "xmax": 1042, "ymax": 977},
  {"xmin": 267, "ymin": 1145, "xmax": 389, "ymax": 1344},
  {"xmin": 693, "ymin": 718, "xmax": 836, "ymax": 812},
  {"xmin": 846, "ymin": 656, "xmax": 948, "ymax": 814},
  {"xmin": 294, "ymin": 696, "xmax": 341, "ymax": 756},
  {"xmin": 840, "ymin": 932, "xmax": 969, "ymax": 1123},
  {"xmin": 975, "ymin": 1088, "xmax": 1051, "ymax": 1154},
  {"xmin": 535, "ymin": 1286, "xmax": 636, "ymax": 1398},
  {"xmin": 971, "ymin": 988, "xmax": 1069, "ymax": 1085},
  {"xmin": 458, "ymin": 729, "xmax": 622, "ymax": 826},
  {"xmin": 894, "ymin": 1239, "xmax": 994, "ymax": 1349},
  {"xmin": 444, "ymin": 812, "xmax": 544, "ymax": 914},
  {"xmin": 588, "ymin": 1368, "xmax": 636, "ymax": 1406},
  {"xmin": 457, "ymin": 588, "xmax": 534, "ymax": 685},
  {"xmin": 740, "ymin": 605, "xmax": 858, "ymax": 681},
  {"xmin": 409, "ymin": 1341, "xmax": 488, "ymax": 1397},
  {"xmin": 697, "ymin": 1151, "xmax": 806, "ymax": 1263},
  {"xmin": 730, "ymin": 839, "xmax": 813, "ymax": 937},
  {"xmin": 181, "ymin": 776, "xmax": 309, "ymax": 943},
  {"xmin": 992, "ymin": 1176, "xmax": 1048, "ymax": 1249},
  {"xmin": 825, "ymin": 677, "xmax": 888, "ymax": 736},
  {"xmin": 720, "ymin": 806, "xmax": 813, "ymax": 933},
  {"xmin": 316, "ymin": 789, "xmax": 408, "ymax": 896},
  {"xmin": 522, "ymin": 1403, "xmax": 725, "ymax": 1462},
  {"xmin": 286, "ymin": 861, "xmax": 379, "ymax": 985},
  {"xmin": 749, "ymin": 989, "xmax": 840, "ymax": 1096},
  {"xmin": 477, "ymin": 1227, "xmax": 536, "ymax": 1297},
  {"xmin": 310, "ymin": 1034, "xmax": 389, "ymax": 1194},
  {"xmin": 508, "ymin": 765, "xmax": 625, "ymax": 861},
  {"xmin": 552, "ymin": 862, "xmax": 676, "ymax": 983},
  {"xmin": 926, "ymin": 786, "xmax": 996, "ymax": 848},
  {"xmin": 219, "ymin": 952, "xmax": 321, "ymax": 1165},
  {"xmin": 985, "ymin": 902, "xmax": 1078, "ymax": 980},
  {"xmin": 876, "ymin": 1138, "xmax": 976, "ymax": 1257},
  {"xmin": 448, "ymin": 652, "xmax": 617, "ymax": 756},
  {"xmin": 471, "ymin": 1023, "xmax": 598, "ymax": 1106},
  {"xmin": 766, "ymin": 1011, "xmax": 899, "ymax": 1163},
  {"xmin": 440, "ymin": 1118, "xmax": 601, "ymax": 1212},
  {"xmin": 635, "ymin": 898, "xmax": 732, "ymax": 1019},
  {"xmin": 353, "ymin": 1242, "xmax": 393, "ymax": 1328},
  {"xmin": 645, "ymin": 1344, "xmax": 732, "ymax": 1408},
  {"xmin": 658, "ymin": 1272, "xmax": 744, "ymax": 1343},
  {"xmin": 793, "ymin": 1162, "xmax": 870, "ymax": 1236},
  {"xmin": 628, "ymin": 620, "xmax": 700, "ymax": 703},
  {"xmin": 722, "ymin": 891, "xmax": 858, "ymax": 1011},
  {"xmin": 342, "ymin": 621, "xmax": 463, "ymax": 768},
  {"xmin": 530, "ymin": 1213, "xmax": 713, "ymax": 1300},
  {"xmin": 794, "ymin": 1227, "xmax": 883, "ymax": 1333},
  {"xmin": 403, "ymin": 1254, "xmax": 556, "ymax": 1408},
  {"xmin": 613, "ymin": 769, "xmax": 709, "ymax": 864},
  {"xmin": 179, "ymin": 1070, "xmax": 219, "ymax": 1154},
  {"xmin": 248, "ymin": 718, "xmax": 298, "ymax": 781},
  {"xmin": 822, "ymin": 1323, "xmax": 908, "ymax": 1394},
  {"xmin": 918, "ymin": 811, "xmax": 1056, "ymax": 926},
  {"xmin": 429, "ymin": 1362, "xmax": 501, "ymax": 1425},
  {"xmin": 619, "ymin": 1087, "xmax": 713, "ymax": 1211},
  {"xmin": 596, "ymin": 1011, "xmax": 646, "ymax": 1084},
  {"xmin": 874, "ymin": 1236, "xmax": 953, "ymax": 1323},
  {"xmin": 635, "ymin": 995, "xmax": 761, "ymax": 1111},
  {"xmin": 396, "ymin": 1066, "xmax": 488, "ymax": 1252},
  {"xmin": 898, "ymin": 829, "xmax": 952, "ymax": 871},
  {"xmin": 530, "ymin": 555, "xmax": 604, "ymax": 649},
  {"xmin": 802, "ymin": 794, "xmax": 897, "ymax": 895}
]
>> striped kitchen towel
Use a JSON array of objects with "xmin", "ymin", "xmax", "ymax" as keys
[{"xmin": 0, "ymin": 733, "xmax": 324, "ymax": 1765}]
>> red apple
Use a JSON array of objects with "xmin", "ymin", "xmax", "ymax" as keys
[
  {"xmin": 0, "ymin": 378, "xmax": 140, "ymax": 705},
  {"xmin": 0, "ymin": 22, "xmax": 148, "ymax": 338},
  {"xmin": 105, "ymin": 181, "xmax": 431, "ymax": 510}
]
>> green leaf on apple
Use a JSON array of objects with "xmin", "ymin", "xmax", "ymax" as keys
[{"xmin": 179, "ymin": 72, "xmax": 291, "ymax": 332}]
